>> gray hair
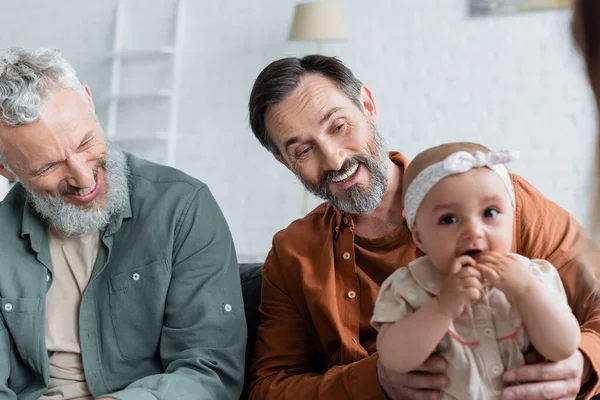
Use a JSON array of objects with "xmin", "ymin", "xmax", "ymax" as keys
[{"xmin": 0, "ymin": 47, "xmax": 89, "ymax": 166}]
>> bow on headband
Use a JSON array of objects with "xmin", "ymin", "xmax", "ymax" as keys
[
  {"xmin": 442, "ymin": 149, "xmax": 519, "ymax": 174},
  {"xmin": 404, "ymin": 149, "xmax": 520, "ymax": 230}
]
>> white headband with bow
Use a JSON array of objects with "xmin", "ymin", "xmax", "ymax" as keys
[{"xmin": 404, "ymin": 149, "xmax": 519, "ymax": 230}]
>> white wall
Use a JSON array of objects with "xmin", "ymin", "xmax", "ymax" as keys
[
  {"xmin": 0, "ymin": 178, "xmax": 9, "ymax": 200},
  {"xmin": 0, "ymin": 1, "xmax": 596, "ymax": 262}
]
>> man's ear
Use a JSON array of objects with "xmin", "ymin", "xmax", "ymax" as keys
[
  {"xmin": 274, "ymin": 153, "xmax": 292, "ymax": 171},
  {"xmin": 81, "ymin": 82, "xmax": 96, "ymax": 112},
  {"xmin": 0, "ymin": 163, "xmax": 16, "ymax": 181},
  {"xmin": 359, "ymin": 85, "xmax": 378, "ymax": 125}
]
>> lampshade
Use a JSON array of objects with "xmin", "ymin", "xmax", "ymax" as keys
[{"xmin": 289, "ymin": 2, "xmax": 349, "ymax": 42}]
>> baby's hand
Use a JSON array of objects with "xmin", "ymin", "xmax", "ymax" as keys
[
  {"xmin": 472, "ymin": 251, "xmax": 533, "ymax": 298},
  {"xmin": 436, "ymin": 256, "xmax": 483, "ymax": 319}
]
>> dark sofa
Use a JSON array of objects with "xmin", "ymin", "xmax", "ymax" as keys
[{"xmin": 239, "ymin": 263, "xmax": 263, "ymax": 390}]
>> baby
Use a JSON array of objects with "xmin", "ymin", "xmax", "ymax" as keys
[{"xmin": 371, "ymin": 142, "xmax": 581, "ymax": 399}]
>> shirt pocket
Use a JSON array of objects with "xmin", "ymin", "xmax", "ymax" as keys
[
  {"xmin": 108, "ymin": 259, "xmax": 171, "ymax": 360},
  {"xmin": 0, "ymin": 297, "xmax": 43, "ymax": 373}
]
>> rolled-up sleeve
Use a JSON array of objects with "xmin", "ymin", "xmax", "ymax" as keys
[{"xmin": 108, "ymin": 186, "xmax": 247, "ymax": 400}]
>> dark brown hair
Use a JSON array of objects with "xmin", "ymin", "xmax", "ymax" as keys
[
  {"xmin": 573, "ymin": 0, "xmax": 600, "ymax": 228},
  {"xmin": 573, "ymin": 0, "xmax": 600, "ymax": 105}
]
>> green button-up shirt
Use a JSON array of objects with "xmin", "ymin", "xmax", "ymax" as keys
[{"xmin": 0, "ymin": 154, "xmax": 247, "ymax": 400}]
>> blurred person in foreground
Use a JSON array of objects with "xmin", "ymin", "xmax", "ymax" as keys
[{"xmin": 573, "ymin": 0, "xmax": 600, "ymax": 227}]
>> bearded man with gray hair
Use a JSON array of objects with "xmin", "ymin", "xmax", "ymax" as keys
[{"xmin": 0, "ymin": 47, "xmax": 246, "ymax": 400}]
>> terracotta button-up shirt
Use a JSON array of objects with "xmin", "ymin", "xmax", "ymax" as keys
[{"xmin": 247, "ymin": 152, "xmax": 600, "ymax": 400}]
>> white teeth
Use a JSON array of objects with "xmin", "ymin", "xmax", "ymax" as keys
[
  {"xmin": 75, "ymin": 179, "xmax": 97, "ymax": 196},
  {"xmin": 332, "ymin": 163, "xmax": 359, "ymax": 183}
]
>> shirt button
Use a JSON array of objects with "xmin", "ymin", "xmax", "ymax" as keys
[
  {"xmin": 4, "ymin": 304, "xmax": 12, "ymax": 312},
  {"xmin": 491, "ymin": 365, "xmax": 503, "ymax": 375},
  {"xmin": 483, "ymin": 327, "xmax": 493, "ymax": 337},
  {"xmin": 343, "ymin": 252, "xmax": 351, "ymax": 260},
  {"xmin": 513, "ymin": 318, "xmax": 522, "ymax": 327},
  {"xmin": 343, "ymin": 217, "xmax": 348, "ymax": 225},
  {"xmin": 46, "ymin": 274, "xmax": 50, "ymax": 282},
  {"xmin": 224, "ymin": 304, "xmax": 232, "ymax": 312},
  {"xmin": 335, "ymin": 226, "xmax": 340, "ymax": 233},
  {"xmin": 132, "ymin": 273, "xmax": 140, "ymax": 281},
  {"xmin": 348, "ymin": 291, "xmax": 356, "ymax": 299}
]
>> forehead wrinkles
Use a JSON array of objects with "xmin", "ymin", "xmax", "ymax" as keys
[{"xmin": 265, "ymin": 76, "xmax": 341, "ymax": 139}]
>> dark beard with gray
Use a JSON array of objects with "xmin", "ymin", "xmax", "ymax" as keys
[
  {"xmin": 299, "ymin": 126, "xmax": 389, "ymax": 215},
  {"xmin": 25, "ymin": 144, "xmax": 129, "ymax": 236}
]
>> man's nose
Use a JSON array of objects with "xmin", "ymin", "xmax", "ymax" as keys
[
  {"xmin": 320, "ymin": 140, "xmax": 346, "ymax": 172},
  {"xmin": 65, "ymin": 155, "xmax": 95, "ymax": 189}
]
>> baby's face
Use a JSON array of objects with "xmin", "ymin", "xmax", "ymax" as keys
[{"xmin": 412, "ymin": 167, "xmax": 514, "ymax": 274}]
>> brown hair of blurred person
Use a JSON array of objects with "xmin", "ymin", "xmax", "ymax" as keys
[{"xmin": 573, "ymin": 0, "xmax": 600, "ymax": 229}]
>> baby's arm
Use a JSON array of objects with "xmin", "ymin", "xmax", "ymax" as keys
[
  {"xmin": 511, "ymin": 262, "xmax": 580, "ymax": 361},
  {"xmin": 475, "ymin": 253, "xmax": 580, "ymax": 361},
  {"xmin": 377, "ymin": 298, "xmax": 452, "ymax": 374},
  {"xmin": 374, "ymin": 258, "xmax": 483, "ymax": 374}
]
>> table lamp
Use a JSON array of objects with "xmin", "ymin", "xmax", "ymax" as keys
[{"xmin": 289, "ymin": 2, "xmax": 349, "ymax": 215}]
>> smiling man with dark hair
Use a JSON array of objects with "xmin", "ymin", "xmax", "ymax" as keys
[{"xmin": 246, "ymin": 54, "xmax": 600, "ymax": 400}]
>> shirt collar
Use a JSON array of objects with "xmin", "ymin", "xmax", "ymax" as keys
[{"xmin": 408, "ymin": 256, "xmax": 445, "ymax": 296}]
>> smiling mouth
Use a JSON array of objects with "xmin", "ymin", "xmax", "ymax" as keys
[
  {"xmin": 70, "ymin": 179, "xmax": 97, "ymax": 196},
  {"xmin": 331, "ymin": 162, "xmax": 360, "ymax": 183}
]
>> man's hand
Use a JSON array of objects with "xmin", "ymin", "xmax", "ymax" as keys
[
  {"xmin": 501, "ymin": 349, "xmax": 585, "ymax": 400},
  {"xmin": 377, "ymin": 353, "xmax": 449, "ymax": 400}
]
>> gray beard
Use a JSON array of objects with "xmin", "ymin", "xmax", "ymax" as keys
[
  {"xmin": 25, "ymin": 145, "xmax": 130, "ymax": 236},
  {"xmin": 299, "ymin": 126, "xmax": 389, "ymax": 215}
]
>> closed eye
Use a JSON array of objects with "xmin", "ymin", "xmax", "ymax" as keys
[
  {"xmin": 32, "ymin": 163, "xmax": 59, "ymax": 177},
  {"xmin": 79, "ymin": 138, "xmax": 93, "ymax": 149}
]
